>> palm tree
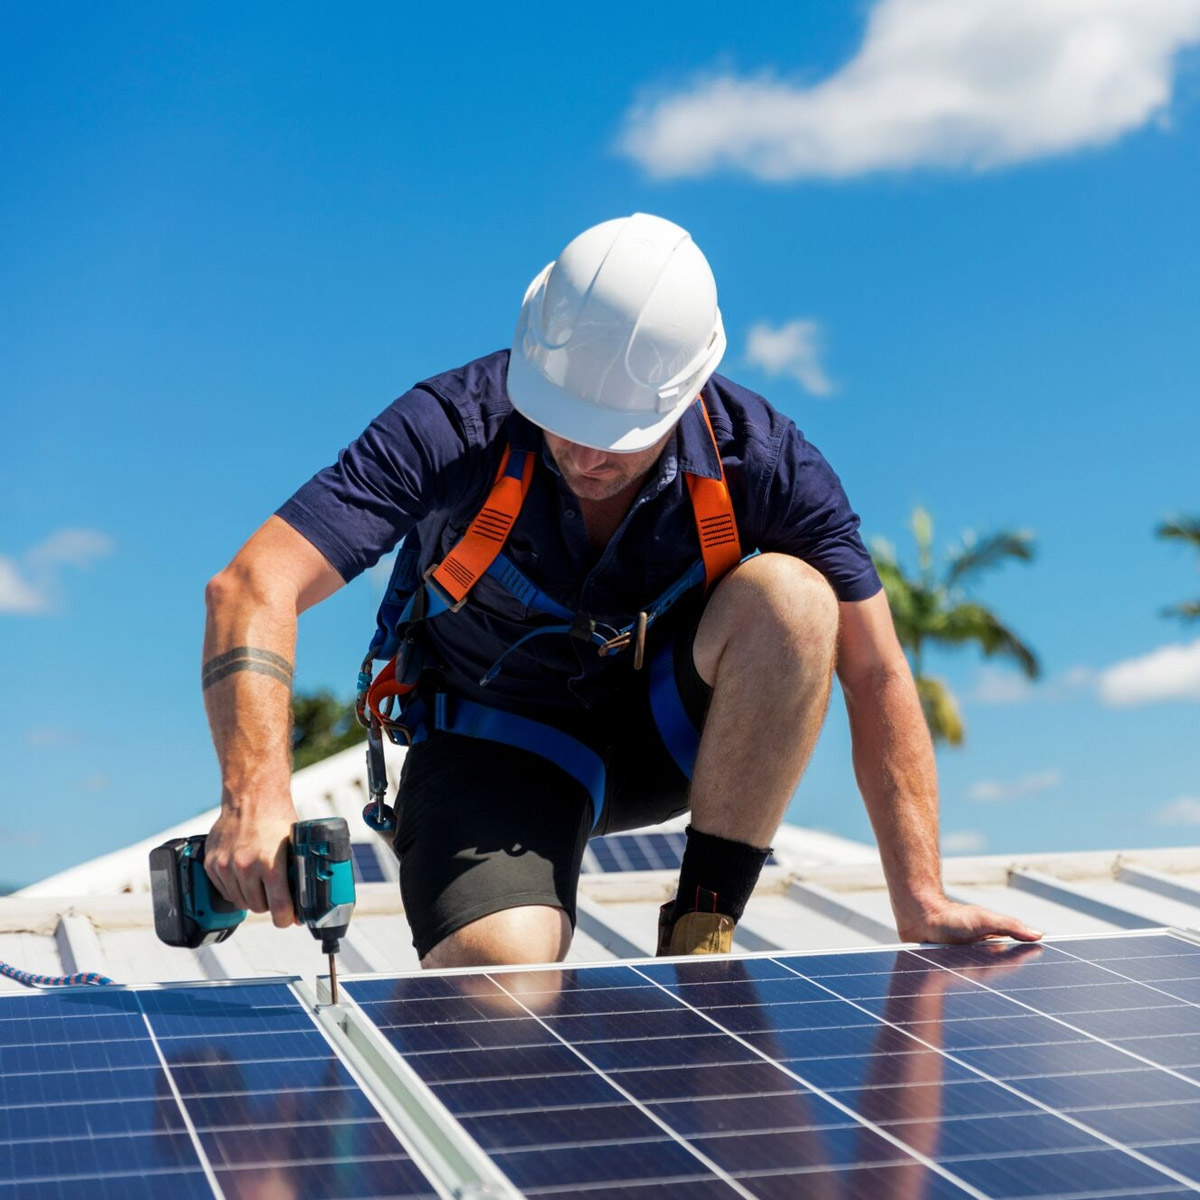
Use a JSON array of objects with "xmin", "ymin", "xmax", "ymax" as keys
[
  {"xmin": 871, "ymin": 507, "xmax": 1040, "ymax": 746},
  {"xmin": 1156, "ymin": 515, "xmax": 1200, "ymax": 622},
  {"xmin": 292, "ymin": 689, "xmax": 364, "ymax": 770}
]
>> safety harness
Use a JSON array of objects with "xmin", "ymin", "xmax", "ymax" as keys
[{"xmin": 356, "ymin": 398, "xmax": 742, "ymax": 834}]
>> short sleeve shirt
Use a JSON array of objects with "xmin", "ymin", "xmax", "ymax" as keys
[{"xmin": 278, "ymin": 350, "xmax": 881, "ymax": 714}]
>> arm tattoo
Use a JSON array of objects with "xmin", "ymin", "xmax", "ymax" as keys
[{"xmin": 202, "ymin": 646, "xmax": 294, "ymax": 691}]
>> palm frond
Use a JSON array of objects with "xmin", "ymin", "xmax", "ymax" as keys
[
  {"xmin": 929, "ymin": 602, "xmax": 1041, "ymax": 679},
  {"xmin": 946, "ymin": 530, "xmax": 1035, "ymax": 589},
  {"xmin": 915, "ymin": 675, "xmax": 964, "ymax": 746},
  {"xmin": 1156, "ymin": 516, "xmax": 1200, "ymax": 549},
  {"xmin": 1161, "ymin": 601, "xmax": 1200, "ymax": 623},
  {"xmin": 911, "ymin": 507, "xmax": 933, "ymax": 578}
]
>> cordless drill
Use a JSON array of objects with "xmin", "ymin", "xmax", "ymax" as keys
[{"xmin": 149, "ymin": 817, "xmax": 356, "ymax": 1002}]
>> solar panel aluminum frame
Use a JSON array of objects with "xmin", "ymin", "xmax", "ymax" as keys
[{"xmin": 302, "ymin": 978, "xmax": 522, "ymax": 1199}]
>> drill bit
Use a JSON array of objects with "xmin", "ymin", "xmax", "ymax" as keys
[{"xmin": 328, "ymin": 951, "xmax": 339, "ymax": 1005}]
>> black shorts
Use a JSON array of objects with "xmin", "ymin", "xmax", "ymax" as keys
[{"xmin": 391, "ymin": 615, "xmax": 712, "ymax": 958}]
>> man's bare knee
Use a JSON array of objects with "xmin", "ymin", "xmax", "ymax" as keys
[
  {"xmin": 694, "ymin": 553, "xmax": 838, "ymax": 686},
  {"xmin": 420, "ymin": 905, "xmax": 572, "ymax": 970}
]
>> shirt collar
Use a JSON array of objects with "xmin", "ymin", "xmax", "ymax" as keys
[{"xmin": 674, "ymin": 396, "xmax": 722, "ymax": 481}]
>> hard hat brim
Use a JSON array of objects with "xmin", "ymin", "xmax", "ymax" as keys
[{"xmin": 506, "ymin": 349, "xmax": 696, "ymax": 454}]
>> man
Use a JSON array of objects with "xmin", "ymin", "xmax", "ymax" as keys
[{"xmin": 202, "ymin": 213, "xmax": 1040, "ymax": 965}]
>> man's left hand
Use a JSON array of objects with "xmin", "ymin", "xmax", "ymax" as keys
[{"xmin": 897, "ymin": 900, "xmax": 1043, "ymax": 945}]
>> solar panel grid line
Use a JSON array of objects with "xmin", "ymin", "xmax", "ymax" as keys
[
  {"xmin": 624, "ymin": 961, "xmax": 994, "ymax": 1200},
  {"xmin": 135, "ymin": 1001, "xmax": 227, "ymax": 1199},
  {"xmin": 888, "ymin": 938, "xmax": 1200, "ymax": 1194},
  {"xmin": 323, "ymin": 988, "xmax": 523, "ymax": 1199},
  {"xmin": 332, "ymin": 934, "xmax": 1200, "ymax": 1198},
  {"xmin": 482, "ymin": 970, "xmax": 764, "ymax": 1199},
  {"xmin": 784, "ymin": 953, "xmax": 1200, "ymax": 1193},
  {"xmin": 909, "ymin": 940, "xmax": 1200, "ymax": 1096},
  {"xmin": 0, "ymin": 980, "xmax": 452, "ymax": 1200}
]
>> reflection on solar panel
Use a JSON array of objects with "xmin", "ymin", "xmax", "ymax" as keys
[
  {"xmin": 0, "ymin": 981, "xmax": 435, "ymax": 1199},
  {"xmin": 587, "ymin": 831, "xmax": 777, "ymax": 874},
  {"xmin": 345, "ymin": 932, "xmax": 1200, "ymax": 1198},
  {"xmin": 352, "ymin": 839, "xmax": 389, "ymax": 883}
]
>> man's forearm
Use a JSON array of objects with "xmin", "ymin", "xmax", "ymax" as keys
[
  {"xmin": 842, "ymin": 663, "xmax": 945, "ymax": 935},
  {"xmin": 202, "ymin": 569, "xmax": 298, "ymax": 813}
]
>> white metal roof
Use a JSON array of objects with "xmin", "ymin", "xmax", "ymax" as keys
[{"xmin": 4, "ymin": 742, "xmax": 1200, "ymax": 992}]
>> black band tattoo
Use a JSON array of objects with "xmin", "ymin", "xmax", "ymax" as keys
[{"xmin": 202, "ymin": 646, "xmax": 294, "ymax": 691}]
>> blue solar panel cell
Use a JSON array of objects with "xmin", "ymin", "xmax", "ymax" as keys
[
  {"xmin": 352, "ymin": 840, "xmax": 388, "ymax": 883},
  {"xmin": 543, "ymin": 1006, "xmax": 718, "ymax": 1043},
  {"xmin": 432, "ymin": 1070, "xmax": 628, "ymax": 1117},
  {"xmin": 0, "ymin": 982, "xmax": 438, "ymax": 1200},
  {"xmin": 1018, "ymin": 1066, "xmax": 1200, "ymax": 1109},
  {"xmin": 701, "ymin": 998, "xmax": 880, "ymax": 1034},
  {"xmin": 1153, "ymin": 977, "xmax": 1200, "ymax": 1003},
  {"xmin": 945, "ymin": 1146, "xmax": 1176, "ymax": 1199},
  {"xmin": 1063, "ymin": 1003, "xmax": 1200, "ymax": 1040},
  {"xmin": 531, "ymin": 1181, "xmax": 741, "ymax": 1200},
  {"xmin": 1060, "ymin": 934, "xmax": 1200, "ymax": 961},
  {"xmin": 1135, "ymin": 1141, "xmax": 1200, "ymax": 1178},
  {"xmin": 0, "ymin": 1171, "xmax": 216, "ymax": 1200},
  {"xmin": 494, "ymin": 1138, "xmax": 721, "ymax": 1190},
  {"xmin": 589, "ymin": 831, "xmax": 689, "ymax": 873},
  {"xmin": 916, "ymin": 1112, "xmax": 1105, "ymax": 1158},
  {"xmin": 743, "ymin": 1162, "xmax": 974, "ymax": 1200},
  {"xmin": 461, "ymin": 1102, "xmax": 664, "ymax": 1150},
  {"xmin": 1112, "ymin": 1032, "xmax": 1200, "ymax": 1066}
]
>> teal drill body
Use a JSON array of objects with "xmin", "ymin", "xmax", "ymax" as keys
[{"xmin": 149, "ymin": 817, "xmax": 357, "ymax": 954}]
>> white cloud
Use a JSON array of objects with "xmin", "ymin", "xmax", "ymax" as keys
[
  {"xmin": 1098, "ymin": 637, "xmax": 1200, "ymax": 706},
  {"xmin": 0, "ymin": 558, "xmax": 45, "ymax": 613},
  {"xmin": 969, "ymin": 768, "xmax": 1062, "ymax": 803},
  {"xmin": 620, "ymin": 0, "xmax": 1200, "ymax": 180},
  {"xmin": 22, "ymin": 727, "xmax": 79, "ymax": 747},
  {"xmin": 27, "ymin": 528, "xmax": 114, "ymax": 568},
  {"xmin": 943, "ymin": 830, "xmax": 987, "ymax": 854},
  {"xmin": 969, "ymin": 664, "xmax": 1096, "ymax": 705},
  {"xmin": 746, "ymin": 319, "xmax": 835, "ymax": 396},
  {"xmin": 1155, "ymin": 796, "xmax": 1200, "ymax": 825},
  {"xmin": 0, "ymin": 529, "xmax": 114, "ymax": 615},
  {"xmin": 971, "ymin": 667, "xmax": 1035, "ymax": 705}
]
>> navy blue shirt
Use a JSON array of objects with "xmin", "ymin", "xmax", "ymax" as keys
[{"xmin": 278, "ymin": 351, "xmax": 881, "ymax": 714}]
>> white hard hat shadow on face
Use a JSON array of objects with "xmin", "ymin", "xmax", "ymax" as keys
[{"xmin": 506, "ymin": 213, "xmax": 726, "ymax": 454}]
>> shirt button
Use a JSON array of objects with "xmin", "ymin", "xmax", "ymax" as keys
[{"xmin": 564, "ymin": 508, "xmax": 576, "ymax": 519}]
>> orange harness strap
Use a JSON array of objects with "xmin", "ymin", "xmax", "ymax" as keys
[
  {"xmin": 685, "ymin": 401, "xmax": 742, "ymax": 590},
  {"xmin": 366, "ymin": 444, "xmax": 533, "ymax": 727},
  {"xmin": 429, "ymin": 445, "xmax": 535, "ymax": 607}
]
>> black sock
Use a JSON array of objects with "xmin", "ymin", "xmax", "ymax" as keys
[{"xmin": 672, "ymin": 825, "xmax": 771, "ymax": 924}]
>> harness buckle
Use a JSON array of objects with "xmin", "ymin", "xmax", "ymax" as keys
[{"xmin": 423, "ymin": 563, "xmax": 470, "ymax": 613}]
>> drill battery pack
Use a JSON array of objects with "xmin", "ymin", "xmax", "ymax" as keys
[{"xmin": 149, "ymin": 836, "xmax": 247, "ymax": 949}]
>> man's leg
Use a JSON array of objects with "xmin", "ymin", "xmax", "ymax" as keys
[
  {"xmin": 421, "ymin": 906, "xmax": 571, "ymax": 969},
  {"xmin": 392, "ymin": 733, "xmax": 591, "ymax": 969},
  {"xmin": 663, "ymin": 553, "xmax": 839, "ymax": 952}
]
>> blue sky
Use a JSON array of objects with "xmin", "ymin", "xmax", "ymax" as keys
[{"xmin": 3, "ymin": 1, "xmax": 1199, "ymax": 886}]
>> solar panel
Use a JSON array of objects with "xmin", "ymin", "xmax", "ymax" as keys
[
  {"xmin": 352, "ymin": 839, "xmax": 390, "ymax": 883},
  {"xmin": 589, "ymin": 831, "xmax": 690, "ymax": 873},
  {"xmin": 344, "ymin": 932, "xmax": 1200, "ymax": 1198},
  {"xmin": 587, "ymin": 830, "xmax": 777, "ymax": 873},
  {"xmin": 0, "ymin": 980, "xmax": 436, "ymax": 1199}
]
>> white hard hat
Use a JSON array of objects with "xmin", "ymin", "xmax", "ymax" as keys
[{"xmin": 506, "ymin": 213, "xmax": 726, "ymax": 453}]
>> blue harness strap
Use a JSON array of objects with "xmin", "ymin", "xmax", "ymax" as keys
[
  {"xmin": 648, "ymin": 635, "xmax": 701, "ymax": 781},
  {"xmin": 431, "ymin": 693, "xmax": 607, "ymax": 832}
]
